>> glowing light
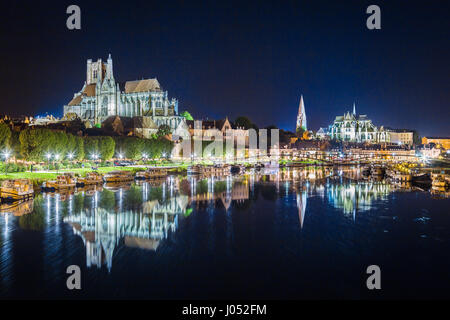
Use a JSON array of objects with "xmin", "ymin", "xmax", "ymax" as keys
[
  {"xmin": 46, "ymin": 153, "xmax": 52, "ymax": 160},
  {"xmin": 67, "ymin": 152, "xmax": 74, "ymax": 160},
  {"xmin": 54, "ymin": 154, "xmax": 60, "ymax": 160},
  {"xmin": 3, "ymin": 150, "xmax": 10, "ymax": 160}
]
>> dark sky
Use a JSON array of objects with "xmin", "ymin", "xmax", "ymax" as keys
[{"xmin": 1, "ymin": 0, "xmax": 449, "ymax": 136}]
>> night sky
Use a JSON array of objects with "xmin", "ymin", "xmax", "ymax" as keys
[{"xmin": 1, "ymin": 0, "xmax": 448, "ymax": 136}]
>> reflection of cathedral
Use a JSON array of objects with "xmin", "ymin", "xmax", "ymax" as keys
[
  {"xmin": 63, "ymin": 55, "xmax": 185, "ymax": 130},
  {"xmin": 326, "ymin": 182, "xmax": 391, "ymax": 215},
  {"xmin": 64, "ymin": 195, "xmax": 188, "ymax": 271}
]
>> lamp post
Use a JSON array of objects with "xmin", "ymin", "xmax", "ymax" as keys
[
  {"xmin": 54, "ymin": 154, "xmax": 60, "ymax": 173},
  {"xmin": 46, "ymin": 153, "xmax": 52, "ymax": 171},
  {"xmin": 142, "ymin": 153, "xmax": 148, "ymax": 164},
  {"xmin": 3, "ymin": 151, "xmax": 10, "ymax": 175}
]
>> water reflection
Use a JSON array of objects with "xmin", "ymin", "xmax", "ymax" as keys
[
  {"xmin": 63, "ymin": 184, "xmax": 189, "ymax": 272},
  {"xmin": 0, "ymin": 167, "xmax": 442, "ymax": 277}
]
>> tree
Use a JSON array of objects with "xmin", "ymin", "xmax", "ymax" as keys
[
  {"xmin": 9, "ymin": 131, "xmax": 21, "ymax": 159},
  {"xmin": 74, "ymin": 136, "xmax": 84, "ymax": 160},
  {"xmin": 0, "ymin": 122, "xmax": 11, "ymax": 151},
  {"xmin": 83, "ymin": 137, "xmax": 99, "ymax": 159},
  {"xmin": 234, "ymin": 116, "xmax": 253, "ymax": 130},
  {"xmin": 412, "ymin": 130, "xmax": 421, "ymax": 146},
  {"xmin": 302, "ymin": 130, "xmax": 311, "ymax": 140},
  {"xmin": 124, "ymin": 137, "xmax": 145, "ymax": 159},
  {"xmin": 53, "ymin": 131, "xmax": 69, "ymax": 157},
  {"xmin": 180, "ymin": 111, "xmax": 194, "ymax": 121},
  {"xmin": 84, "ymin": 136, "xmax": 115, "ymax": 160},
  {"xmin": 157, "ymin": 124, "xmax": 171, "ymax": 137},
  {"xmin": 98, "ymin": 136, "xmax": 115, "ymax": 160},
  {"xmin": 19, "ymin": 128, "xmax": 58, "ymax": 161},
  {"xmin": 296, "ymin": 126, "xmax": 305, "ymax": 138}
]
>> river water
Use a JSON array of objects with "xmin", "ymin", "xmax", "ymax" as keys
[{"xmin": 0, "ymin": 167, "xmax": 449, "ymax": 299}]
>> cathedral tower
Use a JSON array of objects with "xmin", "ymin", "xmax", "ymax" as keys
[{"xmin": 296, "ymin": 94, "xmax": 307, "ymax": 131}]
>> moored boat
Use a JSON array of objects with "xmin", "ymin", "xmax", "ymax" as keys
[
  {"xmin": 135, "ymin": 168, "xmax": 168, "ymax": 180},
  {"xmin": 103, "ymin": 170, "xmax": 134, "ymax": 182},
  {"xmin": 431, "ymin": 173, "xmax": 447, "ymax": 188},
  {"xmin": 386, "ymin": 169, "xmax": 412, "ymax": 182},
  {"xmin": 42, "ymin": 173, "xmax": 77, "ymax": 191},
  {"xmin": 0, "ymin": 179, "xmax": 34, "ymax": 202},
  {"xmin": 370, "ymin": 165, "xmax": 385, "ymax": 176},
  {"xmin": 77, "ymin": 172, "xmax": 104, "ymax": 186},
  {"xmin": 188, "ymin": 164, "xmax": 230, "ymax": 176},
  {"xmin": 187, "ymin": 165, "xmax": 201, "ymax": 175}
]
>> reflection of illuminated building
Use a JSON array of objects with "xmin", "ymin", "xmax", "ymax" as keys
[
  {"xmin": 189, "ymin": 178, "xmax": 249, "ymax": 210},
  {"xmin": 326, "ymin": 182, "xmax": 391, "ymax": 216},
  {"xmin": 269, "ymin": 167, "xmax": 334, "ymax": 183},
  {"xmin": 64, "ymin": 195, "xmax": 188, "ymax": 271},
  {"xmin": 296, "ymin": 190, "xmax": 307, "ymax": 228}
]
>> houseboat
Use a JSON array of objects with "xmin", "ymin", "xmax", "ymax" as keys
[
  {"xmin": 431, "ymin": 173, "xmax": 448, "ymax": 188},
  {"xmin": 187, "ymin": 165, "xmax": 201, "ymax": 175},
  {"xmin": 386, "ymin": 169, "xmax": 412, "ymax": 182},
  {"xmin": 103, "ymin": 170, "xmax": 134, "ymax": 183},
  {"xmin": 0, "ymin": 179, "xmax": 34, "ymax": 202},
  {"xmin": 77, "ymin": 172, "xmax": 104, "ymax": 186},
  {"xmin": 188, "ymin": 165, "xmax": 230, "ymax": 177},
  {"xmin": 42, "ymin": 173, "xmax": 77, "ymax": 191},
  {"xmin": 135, "ymin": 168, "xmax": 168, "ymax": 180}
]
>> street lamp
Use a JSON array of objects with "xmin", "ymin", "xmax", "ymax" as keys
[
  {"xmin": 3, "ymin": 150, "xmax": 10, "ymax": 175},
  {"xmin": 46, "ymin": 153, "xmax": 52, "ymax": 171}
]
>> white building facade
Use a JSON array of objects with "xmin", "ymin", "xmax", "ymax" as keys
[{"xmin": 63, "ymin": 55, "xmax": 185, "ymax": 131}]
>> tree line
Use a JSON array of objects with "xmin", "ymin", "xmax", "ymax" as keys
[{"xmin": 0, "ymin": 123, "xmax": 173, "ymax": 162}]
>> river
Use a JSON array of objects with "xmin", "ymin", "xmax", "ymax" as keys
[{"xmin": 0, "ymin": 167, "xmax": 449, "ymax": 299}]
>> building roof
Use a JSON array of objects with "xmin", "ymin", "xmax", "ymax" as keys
[
  {"xmin": 67, "ymin": 84, "xmax": 96, "ymax": 106},
  {"xmin": 424, "ymin": 136, "xmax": 450, "ymax": 140},
  {"xmin": 124, "ymin": 78, "xmax": 161, "ymax": 93}
]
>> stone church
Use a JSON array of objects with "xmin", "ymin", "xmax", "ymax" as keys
[{"xmin": 63, "ymin": 55, "xmax": 185, "ymax": 135}]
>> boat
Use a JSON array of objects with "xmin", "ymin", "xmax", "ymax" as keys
[
  {"xmin": 103, "ymin": 170, "xmax": 134, "ymax": 182},
  {"xmin": 411, "ymin": 171, "xmax": 431, "ymax": 183},
  {"xmin": 361, "ymin": 166, "xmax": 371, "ymax": 176},
  {"xmin": 230, "ymin": 164, "xmax": 245, "ymax": 175},
  {"xmin": 0, "ymin": 179, "xmax": 34, "ymax": 202},
  {"xmin": 187, "ymin": 164, "xmax": 230, "ymax": 177},
  {"xmin": 135, "ymin": 168, "xmax": 168, "ymax": 180},
  {"xmin": 76, "ymin": 172, "xmax": 104, "ymax": 186},
  {"xmin": 187, "ymin": 165, "xmax": 201, "ymax": 175},
  {"xmin": 42, "ymin": 173, "xmax": 77, "ymax": 191},
  {"xmin": 385, "ymin": 169, "xmax": 412, "ymax": 182},
  {"xmin": 265, "ymin": 160, "xmax": 280, "ymax": 169},
  {"xmin": 431, "ymin": 173, "xmax": 447, "ymax": 188},
  {"xmin": 370, "ymin": 165, "xmax": 385, "ymax": 176}
]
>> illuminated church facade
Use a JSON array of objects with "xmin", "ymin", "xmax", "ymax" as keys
[
  {"xmin": 317, "ymin": 104, "xmax": 390, "ymax": 143},
  {"xmin": 63, "ymin": 55, "xmax": 185, "ymax": 131}
]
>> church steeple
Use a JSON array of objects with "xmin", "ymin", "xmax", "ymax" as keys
[
  {"xmin": 296, "ymin": 94, "xmax": 307, "ymax": 131},
  {"xmin": 353, "ymin": 102, "xmax": 356, "ymax": 115}
]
